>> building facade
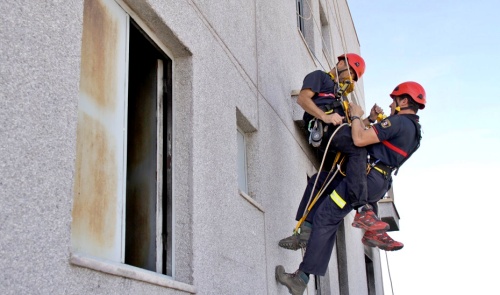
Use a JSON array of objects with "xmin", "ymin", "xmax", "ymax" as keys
[{"xmin": 1, "ymin": 0, "xmax": 388, "ymax": 294}]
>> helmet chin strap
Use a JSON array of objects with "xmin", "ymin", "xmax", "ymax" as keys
[
  {"xmin": 393, "ymin": 98, "xmax": 409, "ymax": 114},
  {"xmin": 336, "ymin": 68, "xmax": 349, "ymax": 76},
  {"xmin": 394, "ymin": 98, "xmax": 401, "ymax": 114},
  {"xmin": 327, "ymin": 72, "xmax": 354, "ymax": 95},
  {"xmin": 330, "ymin": 67, "xmax": 349, "ymax": 80}
]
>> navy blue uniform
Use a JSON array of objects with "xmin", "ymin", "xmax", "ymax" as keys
[
  {"xmin": 298, "ymin": 114, "xmax": 421, "ymax": 276},
  {"xmin": 301, "ymin": 70, "xmax": 346, "ymax": 151},
  {"xmin": 300, "ymin": 71, "xmax": 368, "ymax": 209},
  {"xmin": 302, "ymin": 70, "xmax": 337, "ymax": 95},
  {"xmin": 368, "ymin": 114, "xmax": 421, "ymax": 168}
]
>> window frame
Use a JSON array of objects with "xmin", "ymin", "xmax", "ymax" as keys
[{"xmin": 70, "ymin": 0, "xmax": 188, "ymax": 290}]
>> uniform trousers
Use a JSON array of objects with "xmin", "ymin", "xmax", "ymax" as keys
[{"xmin": 298, "ymin": 167, "xmax": 392, "ymax": 275}]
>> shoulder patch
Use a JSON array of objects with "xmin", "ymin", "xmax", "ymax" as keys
[{"xmin": 380, "ymin": 118, "xmax": 392, "ymax": 128}]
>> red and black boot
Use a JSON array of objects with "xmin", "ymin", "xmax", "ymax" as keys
[
  {"xmin": 362, "ymin": 230, "xmax": 404, "ymax": 251},
  {"xmin": 352, "ymin": 204, "xmax": 389, "ymax": 231}
]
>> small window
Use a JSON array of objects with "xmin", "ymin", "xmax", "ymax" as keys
[
  {"xmin": 296, "ymin": 0, "xmax": 305, "ymax": 33},
  {"xmin": 320, "ymin": 5, "xmax": 333, "ymax": 66},
  {"xmin": 237, "ymin": 128, "xmax": 248, "ymax": 194},
  {"xmin": 296, "ymin": 0, "xmax": 314, "ymax": 52}
]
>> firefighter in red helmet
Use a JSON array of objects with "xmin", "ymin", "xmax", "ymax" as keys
[
  {"xmin": 276, "ymin": 81, "xmax": 426, "ymax": 295},
  {"xmin": 390, "ymin": 81, "xmax": 426, "ymax": 110},
  {"xmin": 297, "ymin": 53, "xmax": 365, "ymax": 131}
]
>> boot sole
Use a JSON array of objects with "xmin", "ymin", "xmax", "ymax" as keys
[
  {"xmin": 278, "ymin": 241, "xmax": 301, "ymax": 251},
  {"xmin": 362, "ymin": 238, "xmax": 403, "ymax": 251},
  {"xmin": 378, "ymin": 244, "xmax": 403, "ymax": 251},
  {"xmin": 278, "ymin": 239, "xmax": 308, "ymax": 251},
  {"xmin": 362, "ymin": 238, "xmax": 378, "ymax": 248}
]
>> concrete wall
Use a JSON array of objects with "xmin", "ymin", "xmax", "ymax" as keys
[{"xmin": 1, "ymin": 0, "xmax": 383, "ymax": 294}]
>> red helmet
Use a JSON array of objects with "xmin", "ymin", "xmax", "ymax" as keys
[
  {"xmin": 338, "ymin": 53, "xmax": 366, "ymax": 81},
  {"xmin": 390, "ymin": 81, "xmax": 426, "ymax": 109}
]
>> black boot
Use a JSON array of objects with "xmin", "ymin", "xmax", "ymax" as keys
[
  {"xmin": 275, "ymin": 265, "xmax": 308, "ymax": 295},
  {"xmin": 278, "ymin": 224, "xmax": 311, "ymax": 251}
]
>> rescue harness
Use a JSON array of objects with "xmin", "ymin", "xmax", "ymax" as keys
[{"xmin": 307, "ymin": 77, "xmax": 353, "ymax": 148}]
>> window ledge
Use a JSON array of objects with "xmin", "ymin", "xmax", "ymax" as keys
[
  {"xmin": 377, "ymin": 199, "xmax": 400, "ymax": 232},
  {"xmin": 239, "ymin": 190, "xmax": 265, "ymax": 213},
  {"xmin": 291, "ymin": 90, "xmax": 305, "ymax": 123},
  {"xmin": 70, "ymin": 252, "xmax": 197, "ymax": 294}
]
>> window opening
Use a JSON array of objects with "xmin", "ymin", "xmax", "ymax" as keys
[
  {"xmin": 124, "ymin": 20, "xmax": 173, "ymax": 276},
  {"xmin": 296, "ymin": 0, "xmax": 304, "ymax": 33},
  {"xmin": 320, "ymin": 5, "xmax": 333, "ymax": 66},
  {"xmin": 365, "ymin": 255, "xmax": 376, "ymax": 295},
  {"xmin": 237, "ymin": 128, "xmax": 248, "ymax": 194},
  {"xmin": 336, "ymin": 220, "xmax": 349, "ymax": 295},
  {"xmin": 314, "ymin": 275, "xmax": 322, "ymax": 295},
  {"xmin": 296, "ymin": 0, "xmax": 314, "ymax": 53}
]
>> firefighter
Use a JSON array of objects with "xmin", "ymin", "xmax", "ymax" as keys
[
  {"xmin": 276, "ymin": 81, "xmax": 426, "ymax": 295},
  {"xmin": 299, "ymin": 53, "xmax": 366, "ymax": 159}
]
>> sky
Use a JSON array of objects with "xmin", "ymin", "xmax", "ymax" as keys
[{"xmin": 347, "ymin": 1, "xmax": 500, "ymax": 294}]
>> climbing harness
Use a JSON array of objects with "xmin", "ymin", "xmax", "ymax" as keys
[
  {"xmin": 366, "ymin": 155, "xmax": 393, "ymax": 179},
  {"xmin": 306, "ymin": 77, "xmax": 353, "ymax": 148},
  {"xmin": 366, "ymin": 116, "xmax": 422, "ymax": 176},
  {"xmin": 392, "ymin": 116, "xmax": 422, "ymax": 175}
]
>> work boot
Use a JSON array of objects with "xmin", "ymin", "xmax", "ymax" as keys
[
  {"xmin": 362, "ymin": 230, "xmax": 404, "ymax": 251},
  {"xmin": 278, "ymin": 224, "xmax": 311, "ymax": 251},
  {"xmin": 275, "ymin": 265, "xmax": 308, "ymax": 295},
  {"xmin": 352, "ymin": 204, "xmax": 389, "ymax": 231}
]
